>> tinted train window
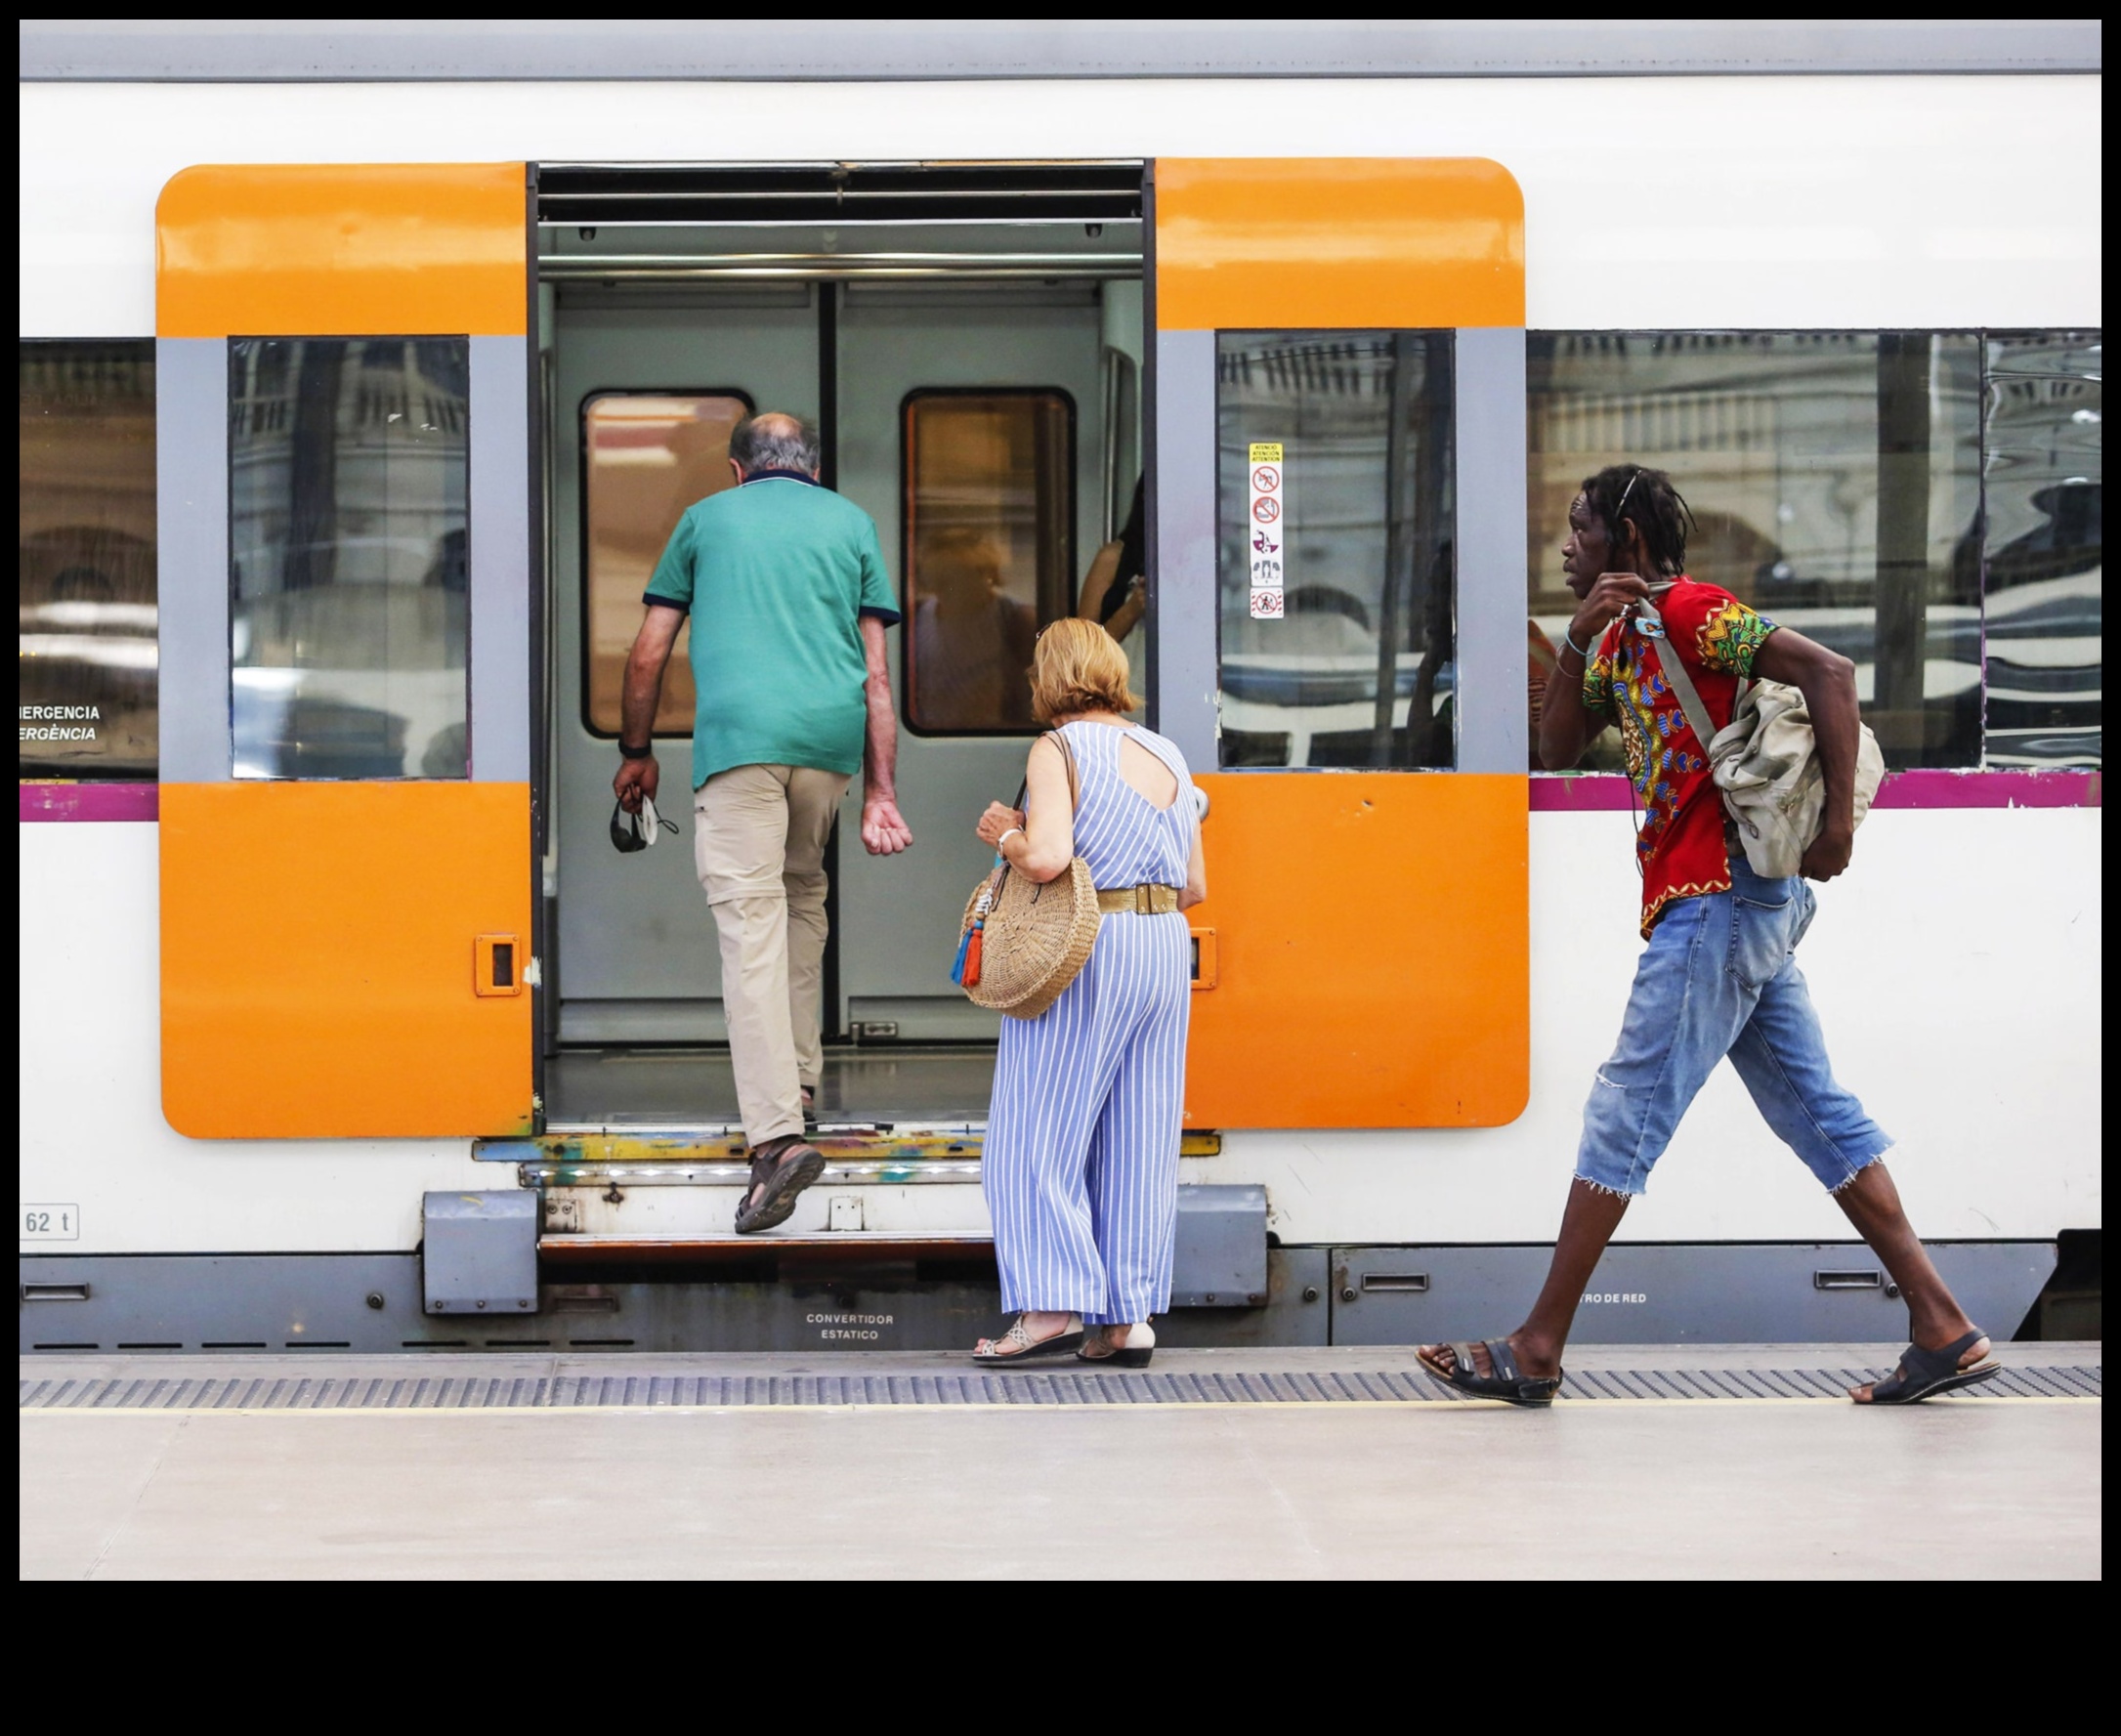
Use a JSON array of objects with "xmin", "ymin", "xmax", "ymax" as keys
[
  {"xmin": 581, "ymin": 391, "xmax": 750, "ymax": 738},
  {"xmin": 1982, "ymin": 333, "xmax": 2100, "ymax": 768},
  {"xmin": 1215, "ymin": 331, "xmax": 1456, "ymax": 770},
  {"xmin": 19, "ymin": 340, "xmax": 157, "ymax": 780},
  {"xmin": 1527, "ymin": 332, "xmax": 1987, "ymax": 770},
  {"xmin": 229, "ymin": 337, "xmax": 469, "ymax": 780},
  {"xmin": 902, "ymin": 390, "xmax": 1075, "ymax": 735}
]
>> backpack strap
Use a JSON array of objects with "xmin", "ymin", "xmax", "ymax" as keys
[{"xmin": 1634, "ymin": 592, "xmax": 1721, "ymax": 756}]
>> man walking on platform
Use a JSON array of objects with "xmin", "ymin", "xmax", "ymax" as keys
[
  {"xmin": 614, "ymin": 412, "xmax": 912, "ymax": 1233},
  {"xmin": 1421, "ymin": 463, "xmax": 2001, "ymax": 1408}
]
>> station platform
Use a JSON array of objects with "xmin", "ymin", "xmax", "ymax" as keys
[{"xmin": 21, "ymin": 1344, "xmax": 2100, "ymax": 1580}]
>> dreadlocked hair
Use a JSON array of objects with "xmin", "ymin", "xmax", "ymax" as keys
[{"xmin": 1583, "ymin": 462, "xmax": 1697, "ymax": 578}]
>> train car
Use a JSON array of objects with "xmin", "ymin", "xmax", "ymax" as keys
[{"xmin": 19, "ymin": 22, "xmax": 2102, "ymax": 1353}]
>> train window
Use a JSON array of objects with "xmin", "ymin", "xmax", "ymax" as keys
[
  {"xmin": 581, "ymin": 391, "xmax": 751, "ymax": 738},
  {"xmin": 1981, "ymin": 332, "xmax": 2100, "ymax": 768},
  {"xmin": 1214, "ymin": 332, "xmax": 1456, "ymax": 770},
  {"xmin": 19, "ymin": 340, "xmax": 157, "ymax": 780},
  {"xmin": 902, "ymin": 390, "xmax": 1076, "ymax": 735},
  {"xmin": 229, "ymin": 337, "xmax": 469, "ymax": 780},
  {"xmin": 1527, "ymin": 332, "xmax": 1987, "ymax": 770}
]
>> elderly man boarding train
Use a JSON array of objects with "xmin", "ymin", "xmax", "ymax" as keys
[{"xmin": 614, "ymin": 411, "xmax": 912, "ymax": 1235}]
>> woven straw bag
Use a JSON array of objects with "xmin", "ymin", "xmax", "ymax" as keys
[{"xmin": 954, "ymin": 733, "xmax": 1102, "ymax": 1020}]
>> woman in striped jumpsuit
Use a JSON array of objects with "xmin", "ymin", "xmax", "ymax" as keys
[{"xmin": 970, "ymin": 619, "xmax": 1206, "ymax": 1369}]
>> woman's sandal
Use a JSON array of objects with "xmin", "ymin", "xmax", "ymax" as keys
[
  {"xmin": 971, "ymin": 1313, "xmax": 1084, "ymax": 1365},
  {"xmin": 1857, "ymin": 1330, "xmax": 2001, "ymax": 1404},
  {"xmin": 1418, "ymin": 1339, "xmax": 1561, "ymax": 1408},
  {"xmin": 1078, "ymin": 1323, "xmax": 1155, "ymax": 1370}
]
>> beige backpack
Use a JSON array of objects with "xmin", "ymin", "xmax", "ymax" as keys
[{"xmin": 1637, "ymin": 592, "xmax": 1885, "ymax": 879}]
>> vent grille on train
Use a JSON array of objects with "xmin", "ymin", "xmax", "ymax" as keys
[{"xmin": 535, "ymin": 160, "xmax": 1146, "ymax": 226}]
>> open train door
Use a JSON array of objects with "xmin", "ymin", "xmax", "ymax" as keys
[
  {"xmin": 154, "ymin": 164, "xmax": 537, "ymax": 1138},
  {"xmin": 1150, "ymin": 159, "xmax": 1531, "ymax": 1128}
]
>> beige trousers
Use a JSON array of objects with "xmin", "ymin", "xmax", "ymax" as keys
[{"xmin": 694, "ymin": 764, "xmax": 851, "ymax": 1145}]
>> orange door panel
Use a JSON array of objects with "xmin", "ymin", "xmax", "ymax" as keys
[
  {"xmin": 156, "ymin": 161, "xmax": 527, "ymax": 338},
  {"xmin": 1153, "ymin": 156, "xmax": 1524, "ymax": 331},
  {"xmin": 161, "ymin": 783, "xmax": 532, "ymax": 1138},
  {"xmin": 1183, "ymin": 775, "xmax": 1528, "ymax": 1129},
  {"xmin": 154, "ymin": 161, "xmax": 533, "ymax": 1141}
]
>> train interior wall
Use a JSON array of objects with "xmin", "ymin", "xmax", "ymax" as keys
[{"xmin": 542, "ymin": 223, "xmax": 1136, "ymax": 1125}]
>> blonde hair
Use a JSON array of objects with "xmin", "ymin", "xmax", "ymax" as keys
[{"xmin": 1029, "ymin": 616, "xmax": 1141, "ymax": 722}]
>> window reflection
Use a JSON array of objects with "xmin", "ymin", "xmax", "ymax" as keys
[
  {"xmin": 1215, "ymin": 332, "xmax": 1455, "ymax": 769},
  {"xmin": 1527, "ymin": 332, "xmax": 1985, "ymax": 769},
  {"xmin": 19, "ymin": 341, "xmax": 157, "ymax": 779},
  {"xmin": 582, "ymin": 392, "xmax": 750, "ymax": 737},
  {"xmin": 903, "ymin": 391, "xmax": 1074, "ymax": 735},
  {"xmin": 1981, "ymin": 334, "xmax": 2100, "ymax": 767},
  {"xmin": 229, "ymin": 337, "xmax": 469, "ymax": 780}
]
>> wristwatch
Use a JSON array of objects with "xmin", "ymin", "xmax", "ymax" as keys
[{"xmin": 618, "ymin": 740, "xmax": 654, "ymax": 761}]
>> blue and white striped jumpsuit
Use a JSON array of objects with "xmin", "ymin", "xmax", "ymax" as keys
[{"xmin": 985, "ymin": 722, "xmax": 1197, "ymax": 1326}]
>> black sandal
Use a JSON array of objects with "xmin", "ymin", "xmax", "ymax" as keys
[
  {"xmin": 1858, "ymin": 1330, "xmax": 2000, "ymax": 1405},
  {"xmin": 1078, "ymin": 1324, "xmax": 1155, "ymax": 1369},
  {"xmin": 1419, "ymin": 1339, "xmax": 1561, "ymax": 1408},
  {"xmin": 971, "ymin": 1314, "xmax": 1084, "ymax": 1365},
  {"xmin": 733, "ymin": 1137, "xmax": 825, "ymax": 1235}
]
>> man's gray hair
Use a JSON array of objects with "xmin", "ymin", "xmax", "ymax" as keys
[{"xmin": 730, "ymin": 412, "xmax": 822, "ymax": 476}]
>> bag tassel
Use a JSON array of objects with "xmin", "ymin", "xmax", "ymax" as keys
[{"xmin": 951, "ymin": 858, "xmax": 1005, "ymax": 987}]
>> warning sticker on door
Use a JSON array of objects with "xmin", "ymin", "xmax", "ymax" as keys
[{"xmin": 1247, "ymin": 442, "xmax": 1286, "ymax": 618}]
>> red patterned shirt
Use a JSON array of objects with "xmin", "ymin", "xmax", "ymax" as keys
[{"xmin": 1582, "ymin": 577, "xmax": 1778, "ymax": 935}]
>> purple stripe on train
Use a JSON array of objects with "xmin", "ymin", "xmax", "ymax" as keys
[
  {"xmin": 13, "ymin": 772, "xmax": 2101, "ymax": 823},
  {"xmin": 19, "ymin": 782, "xmax": 160, "ymax": 823},
  {"xmin": 1528, "ymin": 770, "xmax": 2100, "ymax": 812}
]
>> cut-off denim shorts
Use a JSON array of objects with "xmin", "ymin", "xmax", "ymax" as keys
[{"xmin": 1576, "ymin": 856, "xmax": 1891, "ymax": 1198}]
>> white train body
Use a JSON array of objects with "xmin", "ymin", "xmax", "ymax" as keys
[{"xmin": 18, "ymin": 44, "xmax": 2101, "ymax": 1345}]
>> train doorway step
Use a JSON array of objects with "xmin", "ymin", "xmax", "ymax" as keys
[{"xmin": 545, "ymin": 1042, "xmax": 997, "ymax": 1129}]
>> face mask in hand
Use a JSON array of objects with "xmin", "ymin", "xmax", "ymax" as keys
[{"xmin": 611, "ymin": 794, "xmax": 678, "ymax": 854}]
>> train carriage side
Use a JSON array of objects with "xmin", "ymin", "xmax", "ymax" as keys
[{"xmin": 18, "ymin": 61, "xmax": 2101, "ymax": 1351}]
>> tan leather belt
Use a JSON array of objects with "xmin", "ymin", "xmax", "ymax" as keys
[{"xmin": 1096, "ymin": 883, "xmax": 1181, "ymax": 915}]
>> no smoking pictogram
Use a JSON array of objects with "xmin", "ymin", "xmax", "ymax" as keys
[{"xmin": 1247, "ymin": 439, "xmax": 1289, "ymax": 615}]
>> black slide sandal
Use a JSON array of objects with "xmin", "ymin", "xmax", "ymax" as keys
[
  {"xmin": 1859, "ymin": 1330, "xmax": 2001, "ymax": 1405},
  {"xmin": 1419, "ymin": 1339, "xmax": 1562, "ymax": 1408},
  {"xmin": 1079, "ymin": 1327, "xmax": 1155, "ymax": 1369}
]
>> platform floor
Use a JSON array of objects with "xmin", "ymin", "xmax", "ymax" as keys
[
  {"xmin": 21, "ymin": 1344, "xmax": 2100, "ymax": 1580},
  {"xmin": 546, "ymin": 1043, "xmax": 997, "ymax": 1127}
]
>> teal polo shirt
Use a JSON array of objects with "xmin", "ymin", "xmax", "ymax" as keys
[{"xmin": 643, "ymin": 474, "xmax": 901, "ymax": 790}]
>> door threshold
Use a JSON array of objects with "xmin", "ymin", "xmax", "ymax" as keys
[
  {"xmin": 541, "ymin": 1234, "xmax": 995, "ymax": 1264},
  {"xmin": 482, "ymin": 1128, "xmax": 986, "ymax": 1176},
  {"xmin": 534, "ymin": 1120, "xmax": 983, "ymax": 1139}
]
